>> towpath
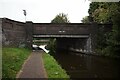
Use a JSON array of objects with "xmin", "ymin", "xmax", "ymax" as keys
[{"xmin": 16, "ymin": 51, "xmax": 47, "ymax": 78}]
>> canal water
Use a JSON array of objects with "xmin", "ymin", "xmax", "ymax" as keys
[{"xmin": 51, "ymin": 51, "xmax": 120, "ymax": 79}]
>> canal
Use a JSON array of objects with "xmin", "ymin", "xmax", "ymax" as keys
[{"xmin": 51, "ymin": 51, "xmax": 120, "ymax": 79}]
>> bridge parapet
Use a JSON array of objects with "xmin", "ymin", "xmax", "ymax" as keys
[{"xmin": 33, "ymin": 23, "xmax": 92, "ymax": 35}]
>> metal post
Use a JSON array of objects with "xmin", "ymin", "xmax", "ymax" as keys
[{"xmin": 23, "ymin": 10, "xmax": 27, "ymax": 22}]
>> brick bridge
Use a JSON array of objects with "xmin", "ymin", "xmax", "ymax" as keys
[{"xmin": 1, "ymin": 18, "xmax": 112, "ymax": 53}]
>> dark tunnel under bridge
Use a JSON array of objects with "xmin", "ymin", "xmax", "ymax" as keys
[{"xmin": 33, "ymin": 34, "xmax": 92, "ymax": 54}]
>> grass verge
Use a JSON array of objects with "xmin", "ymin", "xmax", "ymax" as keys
[
  {"xmin": 2, "ymin": 47, "xmax": 31, "ymax": 78},
  {"xmin": 42, "ymin": 53, "xmax": 69, "ymax": 78}
]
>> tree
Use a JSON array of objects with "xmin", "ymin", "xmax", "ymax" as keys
[
  {"xmin": 88, "ymin": 2, "xmax": 120, "ymax": 57},
  {"xmin": 81, "ymin": 16, "xmax": 90, "ymax": 23},
  {"xmin": 51, "ymin": 13, "xmax": 70, "ymax": 23},
  {"xmin": 106, "ymin": 2, "xmax": 120, "ymax": 57},
  {"xmin": 88, "ymin": 2, "xmax": 112, "ymax": 23}
]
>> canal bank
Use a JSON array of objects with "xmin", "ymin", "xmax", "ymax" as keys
[
  {"xmin": 69, "ymin": 48, "xmax": 120, "ymax": 59},
  {"xmin": 51, "ymin": 50, "xmax": 120, "ymax": 79},
  {"xmin": 42, "ymin": 52, "xmax": 70, "ymax": 78}
]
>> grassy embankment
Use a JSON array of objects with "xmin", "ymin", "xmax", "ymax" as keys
[
  {"xmin": 42, "ymin": 53, "xmax": 69, "ymax": 78},
  {"xmin": 2, "ymin": 48, "xmax": 31, "ymax": 78}
]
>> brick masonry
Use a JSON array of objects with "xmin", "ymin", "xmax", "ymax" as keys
[{"xmin": 1, "ymin": 18, "xmax": 112, "ymax": 51}]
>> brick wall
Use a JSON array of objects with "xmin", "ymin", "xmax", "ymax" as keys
[
  {"xmin": 2, "ymin": 18, "xmax": 27, "ymax": 47},
  {"xmin": 33, "ymin": 23, "xmax": 91, "ymax": 35}
]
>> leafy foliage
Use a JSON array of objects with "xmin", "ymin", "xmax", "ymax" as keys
[
  {"xmin": 47, "ymin": 38, "xmax": 56, "ymax": 53},
  {"xmin": 81, "ymin": 16, "xmax": 90, "ymax": 23},
  {"xmin": 88, "ymin": 2, "xmax": 120, "ymax": 57},
  {"xmin": 106, "ymin": 3, "xmax": 120, "ymax": 56},
  {"xmin": 89, "ymin": 2, "xmax": 111, "ymax": 23},
  {"xmin": 51, "ymin": 13, "xmax": 70, "ymax": 23}
]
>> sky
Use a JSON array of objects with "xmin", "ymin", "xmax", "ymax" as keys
[{"xmin": 0, "ymin": 0, "xmax": 91, "ymax": 23}]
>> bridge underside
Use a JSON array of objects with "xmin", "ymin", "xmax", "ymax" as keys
[
  {"xmin": 55, "ymin": 37, "xmax": 92, "ymax": 53},
  {"xmin": 33, "ymin": 34, "xmax": 92, "ymax": 53},
  {"xmin": 33, "ymin": 35, "xmax": 89, "ymax": 38}
]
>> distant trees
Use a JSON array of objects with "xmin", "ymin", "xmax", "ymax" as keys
[
  {"xmin": 51, "ymin": 13, "xmax": 70, "ymax": 23},
  {"xmin": 81, "ymin": 16, "xmax": 90, "ymax": 23}
]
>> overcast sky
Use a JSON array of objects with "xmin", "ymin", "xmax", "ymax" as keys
[{"xmin": 0, "ymin": 0, "xmax": 91, "ymax": 23}]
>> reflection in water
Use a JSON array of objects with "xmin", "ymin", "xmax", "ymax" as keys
[
  {"xmin": 32, "ymin": 44, "xmax": 49, "ymax": 53},
  {"xmin": 51, "ymin": 51, "xmax": 120, "ymax": 79},
  {"xmin": 39, "ymin": 45, "xmax": 49, "ymax": 53}
]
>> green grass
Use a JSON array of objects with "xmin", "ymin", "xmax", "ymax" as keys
[
  {"xmin": 2, "ymin": 47, "xmax": 31, "ymax": 78},
  {"xmin": 42, "ymin": 53, "xmax": 70, "ymax": 79}
]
